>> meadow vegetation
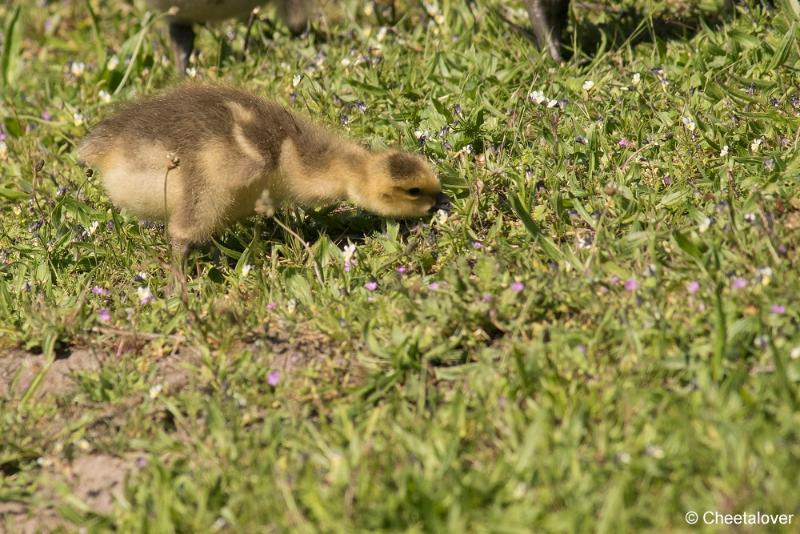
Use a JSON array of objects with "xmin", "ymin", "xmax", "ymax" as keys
[{"xmin": 1, "ymin": 0, "xmax": 799, "ymax": 531}]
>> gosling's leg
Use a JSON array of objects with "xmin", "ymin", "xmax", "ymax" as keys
[
  {"xmin": 168, "ymin": 20, "xmax": 195, "ymax": 74},
  {"xmin": 170, "ymin": 236, "xmax": 191, "ymax": 270}
]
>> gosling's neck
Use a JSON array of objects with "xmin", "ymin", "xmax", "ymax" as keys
[{"xmin": 278, "ymin": 139, "xmax": 372, "ymax": 208}]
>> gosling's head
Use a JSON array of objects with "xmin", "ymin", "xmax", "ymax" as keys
[{"xmin": 357, "ymin": 151, "xmax": 443, "ymax": 218}]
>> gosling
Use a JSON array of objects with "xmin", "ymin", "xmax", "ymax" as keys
[
  {"xmin": 78, "ymin": 84, "xmax": 443, "ymax": 260},
  {"xmin": 145, "ymin": 0, "xmax": 312, "ymax": 73}
]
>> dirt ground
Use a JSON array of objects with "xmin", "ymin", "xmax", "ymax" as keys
[
  {"xmin": 0, "ymin": 344, "xmax": 193, "ymax": 532},
  {"xmin": 0, "ymin": 322, "xmax": 348, "ymax": 531}
]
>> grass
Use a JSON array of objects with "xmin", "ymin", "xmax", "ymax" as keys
[{"xmin": 1, "ymin": 0, "xmax": 799, "ymax": 531}]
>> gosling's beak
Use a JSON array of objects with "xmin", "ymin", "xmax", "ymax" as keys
[{"xmin": 429, "ymin": 192, "xmax": 451, "ymax": 213}]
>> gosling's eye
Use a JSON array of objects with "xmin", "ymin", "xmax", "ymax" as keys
[{"xmin": 407, "ymin": 187, "xmax": 421, "ymax": 197}]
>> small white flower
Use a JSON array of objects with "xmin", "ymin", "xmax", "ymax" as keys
[
  {"xmin": 73, "ymin": 112, "xmax": 84, "ymax": 126},
  {"xmin": 148, "ymin": 383, "xmax": 163, "ymax": 399},
  {"xmin": 376, "ymin": 27, "xmax": 388, "ymax": 42},
  {"xmin": 186, "ymin": 67, "xmax": 197, "ymax": 78},
  {"xmin": 292, "ymin": 73, "xmax": 303, "ymax": 87},
  {"xmin": 435, "ymin": 209, "xmax": 449, "ymax": 225},
  {"xmin": 632, "ymin": 73, "xmax": 641, "ymax": 85},
  {"xmin": 341, "ymin": 57, "xmax": 352, "ymax": 67},
  {"xmin": 756, "ymin": 266, "xmax": 773, "ymax": 286},
  {"xmin": 681, "ymin": 116, "xmax": 695, "ymax": 132},
  {"xmin": 750, "ymin": 137, "xmax": 763, "ymax": 152},
  {"xmin": 136, "ymin": 271, "xmax": 148, "ymax": 281},
  {"xmin": 645, "ymin": 444, "xmax": 664, "ymax": 459},
  {"xmin": 98, "ymin": 89, "xmax": 111, "ymax": 103},
  {"xmin": 241, "ymin": 264, "xmax": 252, "ymax": 277},
  {"xmin": 582, "ymin": 80, "xmax": 594, "ymax": 91},
  {"xmin": 698, "ymin": 216, "xmax": 712, "ymax": 233},
  {"xmin": 106, "ymin": 55, "xmax": 120, "ymax": 70},
  {"xmin": 546, "ymin": 99, "xmax": 559, "ymax": 108},
  {"xmin": 342, "ymin": 243, "xmax": 357, "ymax": 265},
  {"xmin": 88, "ymin": 221, "xmax": 99, "ymax": 235},
  {"xmin": 528, "ymin": 90, "xmax": 546, "ymax": 104},
  {"xmin": 286, "ymin": 298, "xmax": 297, "ymax": 313},
  {"xmin": 70, "ymin": 61, "xmax": 86, "ymax": 77},
  {"xmin": 720, "ymin": 145, "xmax": 729, "ymax": 157},
  {"xmin": 137, "ymin": 286, "xmax": 154, "ymax": 305},
  {"xmin": 790, "ymin": 346, "xmax": 800, "ymax": 360}
]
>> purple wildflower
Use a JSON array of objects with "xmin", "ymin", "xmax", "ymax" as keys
[
  {"xmin": 481, "ymin": 293, "xmax": 493, "ymax": 303},
  {"xmin": 428, "ymin": 282, "xmax": 441, "ymax": 290},
  {"xmin": 624, "ymin": 278, "xmax": 638, "ymax": 292},
  {"xmin": 97, "ymin": 308, "xmax": 111, "ymax": 322},
  {"xmin": 771, "ymin": 304, "xmax": 786, "ymax": 315},
  {"xmin": 731, "ymin": 277, "xmax": 748, "ymax": 290},
  {"xmin": 661, "ymin": 175, "xmax": 672, "ymax": 187},
  {"xmin": 135, "ymin": 457, "xmax": 147, "ymax": 468},
  {"xmin": 267, "ymin": 370, "xmax": 281, "ymax": 386},
  {"xmin": 267, "ymin": 302, "xmax": 277, "ymax": 311},
  {"xmin": 41, "ymin": 111, "xmax": 51, "ymax": 121},
  {"xmin": 609, "ymin": 275, "xmax": 620, "ymax": 285},
  {"xmin": 472, "ymin": 241, "xmax": 483, "ymax": 250},
  {"xmin": 396, "ymin": 265, "xmax": 408, "ymax": 274},
  {"xmin": 510, "ymin": 282, "xmax": 524, "ymax": 293},
  {"xmin": 364, "ymin": 281, "xmax": 378, "ymax": 291},
  {"xmin": 687, "ymin": 280, "xmax": 700, "ymax": 294},
  {"xmin": 92, "ymin": 285, "xmax": 111, "ymax": 297},
  {"xmin": 618, "ymin": 138, "xmax": 632, "ymax": 148}
]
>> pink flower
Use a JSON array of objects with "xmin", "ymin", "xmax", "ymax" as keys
[
  {"xmin": 510, "ymin": 282, "xmax": 524, "ymax": 293},
  {"xmin": 364, "ymin": 281, "xmax": 378, "ymax": 291},
  {"xmin": 267, "ymin": 302, "xmax": 277, "ymax": 311},
  {"xmin": 687, "ymin": 280, "xmax": 700, "ymax": 294},
  {"xmin": 618, "ymin": 138, "xmax": 632, "ymax": 148},
  {"xmin": 396, "ymin": 265, "xmax": 408, "ymax": 274},
  {"xmin": 624, "ymin": 278, "xmax": 638, "ymax": 292},
  {"xmin": 91, "ymin": 285, "xmax": 111, "ymax": 296},
  {"xmin": 472, "ymin": 241, "xmax": 483, "ymax": 250},
  {"xmin": 731, "ymin": 277, "xmax": 748, "ymax": 290},
  {"xmin": 428, "ymin": 282, "xmax": 440, "ymax": 290},
  {"xmin": 267, "ymin": 370, "xmax": 281, "ymax": 386},
  {"xmin": 771, "ymin": 304, "xmax": 786, "ymax": 315},
  {"xmin": 481, "ymin": 293, "xmax": 493, "ymax": 303},
  {"xmin": 97, "ymin": 308, "xmax": 111, "ymax": 322}
]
